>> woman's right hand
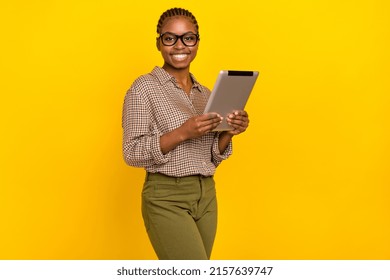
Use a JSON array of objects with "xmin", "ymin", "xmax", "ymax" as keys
[{"xmin": 179, "ymin": 113, "xmax": 222, "ymax": 141}]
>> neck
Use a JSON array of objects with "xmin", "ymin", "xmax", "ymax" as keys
[{"xmin": 162, "ymin": 65, "xmax": 193, "ymax": 93}]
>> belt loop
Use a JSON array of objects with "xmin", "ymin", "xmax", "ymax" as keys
[{"xmin": 176, "ymin": 177, "xmax": 180, "ymax": 184}]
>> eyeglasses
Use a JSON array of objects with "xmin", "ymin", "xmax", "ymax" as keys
[{"xmin": 158, "ymin": 32, "xmax": 200, "ymax": 47}]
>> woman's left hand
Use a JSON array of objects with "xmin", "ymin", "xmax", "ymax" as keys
[{"xmin": 225, "ymin": 110, "xmax": 249, "ymax": 136}]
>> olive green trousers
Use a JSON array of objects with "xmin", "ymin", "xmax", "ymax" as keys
[{"xmin": 141, "ymin": 172, "xmax": 218, "ymax": 260}]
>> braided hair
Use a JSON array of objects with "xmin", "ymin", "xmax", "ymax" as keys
[{"xmin": 156, "ymin": 8, "xmax": 199, "ymax": 34}]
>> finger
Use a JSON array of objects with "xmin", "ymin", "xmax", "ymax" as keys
[
  {"xmin": 200, "ymin": 113, "xmax": 221, "ymax": 120},
  {"xmin": 194, "ymin": 115, "xmax": 222, "ymax": 133},
  {"xmin": 227, "ymin": 117, "xmax": 248, "ymax": 129},
  {"xmin": 233, "ymin": 110, "xmax": 248, "ymax": 117},
  {"xmin": 203, "ymin": 114, "xmax": 223, "ymax": 125},
  {"xmin": 228, "ymin": 114, "xmax": 248, "ymax": 123},
  {"xmin": 207, "ymin": 117, "xmax": 223, "ymax": 129}
]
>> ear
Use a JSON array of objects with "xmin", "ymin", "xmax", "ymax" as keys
[{"xmin": 156, "ymin": 38, "xmax": 161, "ymax": 51}]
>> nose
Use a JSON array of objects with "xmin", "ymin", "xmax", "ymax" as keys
[{"xmin": 173, "ymin": 38, "xmax": 185, "ymax": 49}]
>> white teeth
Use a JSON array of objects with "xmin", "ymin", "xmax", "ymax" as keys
[{"xmin": 172, "ymin": 54, "xmax": 188, "ymax": 61}]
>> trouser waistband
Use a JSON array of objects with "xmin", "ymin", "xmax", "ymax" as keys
[{"xmin": 146, "ymin": 172, "xmax": 213, "ymax": 183}]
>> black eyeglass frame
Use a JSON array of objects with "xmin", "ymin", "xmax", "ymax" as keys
[{"xmin": 158, "ymin": 32, "xmax": 200, "ymax": 47}]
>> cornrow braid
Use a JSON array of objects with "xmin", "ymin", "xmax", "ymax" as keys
[{"xmin": 157, "ymin": 7, "xmax": 199, "ymax": 34}]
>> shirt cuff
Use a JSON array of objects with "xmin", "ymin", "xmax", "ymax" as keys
[
  {"xmin": 150, "ymin": 131, "xmax": 171, "ymax": 165},
  {"xmin": 212, "ymin": 132, "xmax": 232, "ymax": 165}
]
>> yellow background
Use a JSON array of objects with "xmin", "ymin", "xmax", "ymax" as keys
[{"xmin": 1, "ymin": 0, "xmax": 389, "ymax": 259}]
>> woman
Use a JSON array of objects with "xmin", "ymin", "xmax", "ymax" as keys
[{"xmin": 122, "ymin": 7, "xmax": 249, "ymax": 260}]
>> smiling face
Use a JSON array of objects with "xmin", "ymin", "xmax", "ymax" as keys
[{"xmin": 157, "ymin": 16, "xmax": 199, "ymax": 74}]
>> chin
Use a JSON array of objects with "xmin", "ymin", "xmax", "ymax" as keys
[{"xmin": 165, "ymin": 62, "xmax": 191, "ymax": 71}]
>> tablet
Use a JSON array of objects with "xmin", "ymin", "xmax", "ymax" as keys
[{"xmin": 204, "ymin": 70, "xmax": 259, "ymax": 131}]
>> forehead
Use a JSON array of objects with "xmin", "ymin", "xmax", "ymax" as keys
[{"xmin": 160, "ymin": 16, "xmax": 197, "ymax": 34}]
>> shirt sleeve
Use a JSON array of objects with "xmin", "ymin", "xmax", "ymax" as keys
[
  {"xmin": 122, "ymin": 86, "xmax": 170, "ymax": 168},
  {"xmin": 211, "ymin": 132, "xmax": 233, "ymax": 167}
]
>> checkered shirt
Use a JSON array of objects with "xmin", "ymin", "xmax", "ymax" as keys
[{"xmin": 122, "ymin": 66, "xmax": 232, "ymax": 177}]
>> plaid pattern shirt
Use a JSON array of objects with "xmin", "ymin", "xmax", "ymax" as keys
[{"xmin": 122, "ymin": 67, "xmax": 232, "ymax": 177}]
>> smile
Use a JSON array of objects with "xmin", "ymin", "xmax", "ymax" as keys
[{"xmin": 172, "ymin": 54, "xmax": 189, "ymax": 61}]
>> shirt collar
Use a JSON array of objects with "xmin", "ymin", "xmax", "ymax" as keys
[{"xmin": 152, "ymin": 66, "xmax": 202, "ymax": 91}]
